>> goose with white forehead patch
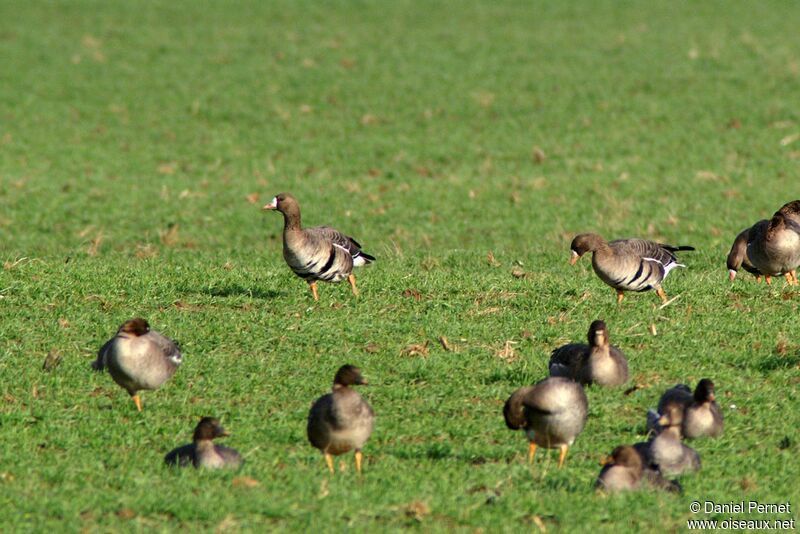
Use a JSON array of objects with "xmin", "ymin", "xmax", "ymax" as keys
[
  {"xmin": 569, "ymin": 233, "xmax": 695, "ymax": 304},
  {"xmin": 263, "ymin": 192, "xmax": 375, "ymax": 301}
]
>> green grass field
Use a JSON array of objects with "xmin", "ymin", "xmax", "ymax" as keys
[{"xmin": 2, "ymin": 0, "xmax": 799, "ymax": 531}]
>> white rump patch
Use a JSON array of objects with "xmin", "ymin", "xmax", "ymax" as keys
[{"xmin": 353, "ymin": 255, "xmax": 366, "ymax": 266}]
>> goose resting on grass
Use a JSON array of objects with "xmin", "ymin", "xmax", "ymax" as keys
[
  {"xmin": 569, "ymin": 233, "xmax": 695, "ymax": 304},
  {"xmin": 549, "ymin": 319, "xmax": 629, "ymax": 387},
  {"xmin": 92, "ymin": 318, "xmax": 182, "ymax": 412},
  {"xmin": 595, "ymin": 445, "xmax": 681, "ymax": 493},
  {"xmin": 263, "ymin": 192, "xmax": 375, "ymax": 301},
  {"xmin": 746, "ymin": 200, "xmax": 800, "ymax": 286},
  {"xmin": 307, "ymin": 365, "xmax": 375, "ymax": 474},
  {"xmin": 164, "ymin": 417, "xmax": 242, "ymax": 469},
  {"xmin": 649, "ymin": 404, "xmax": 701, "ymax": 476},
  {"xmin": 503, "ymin": 377, "xmax": 588, "ymax": 468}
]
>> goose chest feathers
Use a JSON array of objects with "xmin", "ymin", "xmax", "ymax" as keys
[
  {"xmin": 307, "ymin": 365, "xmax": 375, "ymax": 474},
  {"xmin": 164, "ymin": 417, "xmax": 243, "ymax": 469},
  {"xmin": 548, "ymin": 319, "xmax": 629, "ymax": 387},
  {"xmin": 263, "ymin": 192, "xmax": 375, "ymax": 301},
  {"xmin": 570, "ymin": 233, "xmax": 694, "ymax": 304}
]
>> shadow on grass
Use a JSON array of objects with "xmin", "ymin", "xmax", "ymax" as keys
[
  {"xmin": 756, "ymin": 352, "xmax": 800, "ymax": 373},
  {"xmin": 184, "ymin": 283, "xmax": 282, "ymax": 300}
]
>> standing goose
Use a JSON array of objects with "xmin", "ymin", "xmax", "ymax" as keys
[
  {"xmin": 596, "ymin": 445, "xmax": 681, "ymax": 493},
  {"xmin": 503, "ymin": 377, "xmax": 588, "ymax": 468},
  {"xmin": 308, "ymin": 365, "xmax": 375, "ymax": 474},
  {"xmin": 263, "ymin": 192, "xmax": 375, "ymax": 301},
  {"xmin": 549, "ymin": 320, "xmax": 629, "ymax": 387},
  {"xmin": 682, "ymin": 379, "xmax": 724, "ymax": 439},
  {"xmin": 569, "ymin": 233, "xmax": 695, "ymax": 304},
  {"xmin": 164, "ymin": 417, "xmax": 243, "ymax": 469},
  {"xmin": 92, "ymin": 318, "xmax": 182, "ymax": 411},
  {"xmin": 746, "ymin": 201, "xmax": 800, "ymax": 286},
  {"xmin": 650, "ymin": 404, "xmax": 701, "ymax": 476},
  {"xmin": 727, "ymin": 224, "xmax": 765, "ymax": 282}
]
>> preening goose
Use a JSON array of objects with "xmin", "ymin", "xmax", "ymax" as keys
[
  {"xmin": 263, "ymin": 192, "xmax": 375, "ymax": 301},
  {"xmin": 727, "ymin": 224, "xmax": 765, "ymax": 282},
  {"xmin": 92, "ymin": 318, "xmax": 182, "ymax": 411},
  {"xmin": 746, "ymin": 200, "xmax": 800, "ymax": 286},
  {"xmin": 595, "ymin": 445, "xmax": 681, "ymax": 493},
  {"xmin": 569, "ymin": 233, "xmax": 694, "ymax": 304},
  {"xmin": 307, "ymin": 365, "xmax": 375, "ymax": 474},
  {"xmin": 503, "ymin": 377, "xmax": 588, "ymax": 468},
  {"xmin": 164, "ymin": 417, "xmax": 243, "ymax": 469},
  {"xmin": 549, "ymin": 320, "xmax": 629, "ymax": 387}
]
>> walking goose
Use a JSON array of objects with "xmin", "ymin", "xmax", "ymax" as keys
[
  {"xmin": 503, "ymin": 377, "xmax": 588, "ymax": 468},
  {"xmin": 549, "ymin": 320, "xmax": 629, "ymax": 387},
  {"xmin": 727, "ymin": 224, "xmax": 765, "ymax": 282},
  {"xmin": 164, "ymin": 417, "xmax": 243, "ymax": 469},
  {"xmin": 307, "ymin": 365, "xmax": 375, "ymax": 474},
  {"xmin": 569, "ymin": 233, "xmax": 694, "ymax": 304},
  {"xmin": 746, "ymin": 201, "xmax": 800, "ymax": 285},
  {"xmin": 92, "ymin": 318, "xmax": 182, "ymax": 411},
  {"xmin": 263, "ymin": 192, "xmax": 375, "ymax": 301}
]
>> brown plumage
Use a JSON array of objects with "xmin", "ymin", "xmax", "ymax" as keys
[
  {"xmin": 164, "ymin": 417, "xmax": 243, "ymax": 469},
  {"xmin": 650, "ymin": 404, "xmax": 701, "ymax": 475},
  {"xmin": 503, "ymin": 377, "xmax": 588, "ymax": 468},
  {"xmin": 596, "ymin": 445, "xmax": 681, "ymax": 493},
  {"xmin": 307, "ymin": 365, "xmax": 375, "ymax": 474},
  {"xmin": 92, "ymin": 318, "xmax": 182, "ymax": 411},
  {"xmin": 727, "ymin": 224, "xmax": 765, "ymax": 282},
  {"xmin": 263, "ymin": 192, "xmax": 375, "ymax": 301},
  {"xmin": 570, "ymin": 233, "xmax": 694, "ymax": 304},
  {"xmin": 746, "ymin": 201, "xmax": 800, "ymax": 286},
  {"xmin": 549, "ymin": 320, "xmax": 629, "ymax": 387}
]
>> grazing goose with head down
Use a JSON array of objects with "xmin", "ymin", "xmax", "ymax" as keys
[
  {"xmin": 596, "ymin": 445, "xmax": 681, "ymax": 493},
  {"xmin": 263, "ymin": 192, "xmax": 375, "ymax": 301},
  {"xmin": 746, "ymin": 200, "xmax": 800, "ymax": 286},
  {"xmin": 92, "ymin": 318, "xmax": 182, "ymax": 411},
  {"xmin": 650, "ymin": 404, "xmax": 701, "ymax": 476},
  {"xmin": 164, "ymin": 417, "xmax": 243, "ymax": 469},
  {"xmin": 727, "ymin": 224, "xmax": 765, "ymax": 282},
  {"xmin": 549, "ymin": 320, "xmax": 629, "ymax": 387},
  {"xmin": 308, "ymin": 365, "xmax": 375, "ymax": 474},
  {"xmin": 503, "ymin": 377, "xmax": 588, "ymax": 468},
  {"xmin": 569, "ymin": 233, "xmax": 695, "ymax": 304}
]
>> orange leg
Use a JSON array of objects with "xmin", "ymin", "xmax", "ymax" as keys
[
  {"xmin": 656, "ymin": 287, "xmax": 668, "ymax": 304},
  {"xmin": 791, "ymin": 270, "xmax": 798, "ymax": 285},
  {"xmin": 756, "ymin": 275, "xmax": 762, "ymax": 283},
  {"xmin": 765, "ymin": 275, "xmax": 772, "ymax": 285},
  {"xmin": 131, "ymin": 393, "xmax": 142, "ymax": 412},
  {"xmin": 528, "ymin": 442, "xmax": 537, "ymax": 464},
  {"xmin": 558, "ymin": 444, "xmax": 569, "ymax": 468},
  {"xmin": 308, "ymin": 281, "xmax": 319, "ymax": 301},
  {"xmin": 324, "ymin": 453, "xmax": 334, "ymax": 474},
  {"xmin": 348, "ymin": 274, "xmax": 359, "ymax": 297},
  {"xmin": 615, "ymin": 290, "xmax": 624, "ymax": 304},
  {"xmin": 355, "ymin": 450, "xmax": 363, "ymax": 474},
  {"xmin": 784, "ymin": 272, "xmax": 794, "ymax": 285}
]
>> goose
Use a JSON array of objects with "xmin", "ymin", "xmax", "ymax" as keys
[
  {"xmin": 650, "ymin": 404, "xmax": 701, "ymax": 476},
  {"xmin": 307, "ymin": 365, "xmax": 374, "ymax": 474},
  {"xmin": 549, "ymin": 320, "xmax": 629, "ymax": 386},
  {"xmin": 263, "ymin": 193, "xmax": 375, "ymax": 301},
  {"xmin": 746, "ymin": 201, "xmax": 800, "ymax": 285},
  {"xmin": 596, "ymin": 445, "xmax": 681, "ymax": 493},
  {"xmin": 92, "ymin": 318, "xmax": 181, "ymax": 411},
  {"xmin": 727, "ymin": 224, "xmax": 765, "ymax": 282},
  {"xmin": 569, "ymin": 233, "xmax": 694, "ymax": 304},
  {"xmin": 682, "ymin": 379, "xmax": 724, "ymax": 439},
  {"xmin": 164, "ymin": 417, "xmax": 243, "ymax": 469},
  {"xmin": 503, "ymin": 377, "xmax": 588, "ymax": 468}
]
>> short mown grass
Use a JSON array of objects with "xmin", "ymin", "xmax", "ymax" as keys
[{"xmin": 1, "ymin": 0, "xmax": 799, "ymax": 532}]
